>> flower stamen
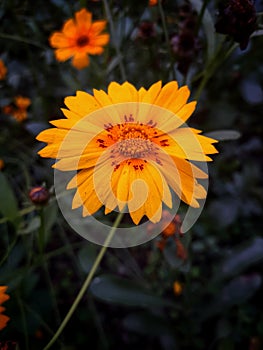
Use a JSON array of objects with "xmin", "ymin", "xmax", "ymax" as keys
[
  {"xmin": 118, "ymin": 138, "xmax": 154, "ymax": 158},
  {"xmin": 76, "ymin": 35, "xmax": 89, "ymax": 47}
]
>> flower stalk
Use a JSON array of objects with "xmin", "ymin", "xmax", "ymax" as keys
[{"xmin": 43, "ymin": 211, "xmax": 124, "ymax": 350}]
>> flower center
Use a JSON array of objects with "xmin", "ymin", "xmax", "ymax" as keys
[
  {"xmin": 118, "ymin": 138, "xmax": 154, "ymax": 158},
  {"xmin": 97, "ymin": 121, "xmax": 166, "ymax": 168},
  {"xmin": 76, "ymin": 35, "xmax": 89, "ymax": 47}
]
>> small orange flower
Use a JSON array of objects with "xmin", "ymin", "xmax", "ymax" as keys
[
  {"xmin": 149, "ymin": 0, "xmax": 158, "ymax": 6},
  {"xmin": 2, "ymin": 96, "xmax": 31, "ymax": 122},
  {"xmin": 49, "ymin": 8, "xmax": 109, "ymax": 69},
  {"xmin": 0, "ymin": 159, "xmax": 4, "ymax": 171},
  {"xmin": 0, "ymin": 60, "xmax": 7, "ymax": 80},
  {"xmin": 155, "ymin": 211, "xmax": 187, "ymax": 259},
  {"xmin": 173, "ymin": 281, "xmax": 183, "ymax": 296},
  {"xmin": 14, "ymin": 96, "xmax": 31, "ymax": 110},
  {"xmin": 11, "ymin": 109, "xmax": 28, "ymax": 122},
  {"xmin": 0, "ymin": 286, "xmax": 10, "ymax": 331}
]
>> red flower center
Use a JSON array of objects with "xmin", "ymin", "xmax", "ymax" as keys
[{"xmin": 76, "ymin": 35, "xmax": 89, "ymax": 47}]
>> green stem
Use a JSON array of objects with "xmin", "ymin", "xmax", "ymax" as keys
[
  {"xmin": 38, "ymin": 209, "xmax": 62, "ymax": 331},
  {"xmin": 0, "ymin": 33, "xmax": 46, "ymax": 49},
  {"xmin": 0, "ymin": 189, "xmax": 69, "ymax": 225},
  {"xmin": 24, "ymin": 303, "xmax": 64, "ymax": 345},
  {"xmin": 193, "ymin": 41, "xmax": 237, "ymax": 100},
  {"xmin": 195, "ymin": 0, "xmax": 211, "ymax": 35},
  {"xmin": 0, "ymin": 235, "xmax": 18, "ymax": 266},
  {"xmin": 0, "ymin": 206, "xmax": 35, "ymax": 225},
  {"xmin": 16, "ymin": 293, "xmax": 29, "ymax": 350},
  {"xmin": 102, "ymin": 0, "xmax": 127, "ymax": 81},
  {"xmin": 43, "ymin": 211, "xmax": 124, "ymax": 350},
  {"xmin": 38, "ymin": 209, "xmax": 45, "ymax": 254},
  {"xmin": 158, "ymin": 0, "xmax": 176, "ymax": 80}
]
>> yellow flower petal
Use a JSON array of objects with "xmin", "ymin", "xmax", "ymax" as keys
[
  {"xmin": 64, "ymin": 92, "xmax": 99, "ymax": 116},
  {"xmin": 108, "ymin": 82, "xmax": 139, "ymax": 104},
  {"xmin": 141, "ymin": 80, "xmax": 162, "ymax": 104},
  {"xmin": 154, "ymin": 81, "xmax": 179, "ymax": 107},
  {"xmin": 175, "ymin": 101, "xmax": 197, "ymax": 122}
]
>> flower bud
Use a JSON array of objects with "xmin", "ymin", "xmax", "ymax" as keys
[{"xmin": 29, "ymin": 186, "xmax": 50, "ymax": 205}]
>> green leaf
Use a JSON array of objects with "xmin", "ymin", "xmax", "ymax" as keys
[
  {"xmin": 78, "ymin": 244, "xmax": 97, "ymax": 273},
  {"xmin": 163, "ymin": 237, "xmax": 191, "ymax": 272},
  {"xmin": 222, "ymin": 274, "xmax": 261, "ymax": 305},
  {"xmin": 0, "ymin": 172, "xmax": 19, "ymax": 226},
  {"xmin": 90, "ymin": 274, "xmax": 178, "ymax": 309},
  {"xmin": 205, "ymin": 130, "xmax": 241, "ymax": 141},
  {"xmin": 43, "ymin": 201, "xmax": 58, "ymax": 233},
  {"xmin": 189, "ymin": 0, "xmax": 216, "ymax": 59},
  {"xmin": 216, "ymin": 318, "xmax": 233, "ymax": 339},
  {"xmin": 215, "ymin": 237, "xmax": 263, "ymax": 281},
  {"xmin": 106, "ymin": 55, "xmax": 123, "ymax": 75},
  {"xmin": 123, "ymin": 311, "xmax": 176, "ymax": 337},
  {"xmin": 202, "ymin": 274, "xmax": 262, "ymax": 319},
  {"xmin": 18, "ymin": 216, "xmax": 40, "ymax": 235},
  {"xmin": 218, "ymin": 338, "xmax": 235, "ymax": 350}
]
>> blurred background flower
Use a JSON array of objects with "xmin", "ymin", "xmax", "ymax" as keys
[
  {"xmin": 49, "ymin": 8, "xmax": 109, "ymax": 69},
  {"xmin": 0, "ymin": 286, "xmax": 10, "ymax": 331},
  {"xmin": 2, "ymin": 96, "xmax": 31, "ymax": 122},
  {"xmin": 0, "ymin": 59, "xmax": 7, "ymax": 80}
]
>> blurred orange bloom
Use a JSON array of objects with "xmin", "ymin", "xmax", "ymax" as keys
[
  {"xmin": 49, "ymin": 8, "xmax": 109, "ymax": 69},
  {"xmin": 149, "ymin": 0, "xmax": 158, "ymax": 6},
  {"xmin": 173, "ymin": 281, "xmax": 183, "ymax": 296},
  {"xmin": 0, "ymin": 286, "xmax": 10, "ymax": 331},
  {"xmin": 0, "ymin": 60, "xmax": 7, "ymax": 80},
  {"xmin": 154, "ymin": 210, "xmax": 188, "ymax": 260},
  {"xmin": 2, "ymin": 95, "xmax": 31, "ymax": 122},
  {"xmin": 14, "ymin": 96, "xmax": 31, "ymax": 110},
  {"xmin": 0, "ymin": 159, "xmax": 4, "ymax": 170}
]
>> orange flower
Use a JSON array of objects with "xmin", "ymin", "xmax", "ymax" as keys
[
  {"xmin": 2, "ymin": 96, "xmax": 31, "ymax": 122},
  {"xmin": 173, "ymin": 281, "xmax": 183, "ymax": 296},
  {"xmin": 0, "ymin": 286, "xmax": 10, "ymax": 331},
  {"xmin": 154, "ymin": 211, "xmax": 187, "ymax": 259},
  {"xmin": 0, "ymin": 60, "xmax": 7, "ymax": 80},
  {"xmin": 149, "ymin": 0, "xmax": 158, "ymax": 6},
  {"xmin": 0, "ymin": 159, "xmax": 4, "ymax": 171},
  {"xmin": 49, "ymin": 8, "xmax": 109, "ymax": 69},
  {"xmin": 14, "ymin": 96, "xmax": 31, "ymax": 110}
]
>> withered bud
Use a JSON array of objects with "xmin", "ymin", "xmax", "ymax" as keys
[
  {"xmin": 215, "ymin": 0, "xmax": 257, "ymax": 50},
  {"xmin": 137, "ymin": 21, "xmax": 156, "ymax": 40},
  {"xmin": 171, "ymin": 31, "xmax": 200, "ymax": 74},
  {"xmin": 29, "ymin": 186, "xmax": 50, "ymax": 205}
]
